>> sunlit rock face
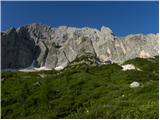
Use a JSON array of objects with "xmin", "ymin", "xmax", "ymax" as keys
[{"xmin": 1, "ymin": 23, "xmax": 159, "ymax": 69}]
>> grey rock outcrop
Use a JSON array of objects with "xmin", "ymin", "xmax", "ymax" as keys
[
  {"xmin": 2, "ymin": 27, "xmax": 35, "ymax": 69},
  {"xmin": 1, "ymin": 23, "xmax": 159, "ymax": 69}
]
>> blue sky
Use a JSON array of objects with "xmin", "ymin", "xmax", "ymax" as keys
[{"xmin": 1, "ymin": 1, "xmax": 159, "ymax": 36}]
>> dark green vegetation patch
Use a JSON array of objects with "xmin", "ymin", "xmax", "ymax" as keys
[{"xmin": 1, "ymin": 56, "xmax": 159, "ymax": 118}]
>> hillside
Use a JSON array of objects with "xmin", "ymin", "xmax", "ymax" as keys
[{"xmin": 1, "ymin": 56, "xmax": 159, "ymax": 119}]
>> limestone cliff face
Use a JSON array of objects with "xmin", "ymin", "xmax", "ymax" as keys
[{"xmin": 1, "ymin": 23, "xmax": 159, "ymax": 69}]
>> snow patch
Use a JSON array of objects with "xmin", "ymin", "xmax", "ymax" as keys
[
  {"xmin": 121, "ymin": 64, "xmax": 136, "ymax": 71},
  {"xmin": 34, "ymin": 67, "xmax": 52, "ymax": 71},
  {"xmin": 18, "ymin": 68, "xmax": 35, "ymax": 72},
  {"xmin": 121, "ymin": 64, "xmax": 142, "ymax": 71},
  {"xmin": 18, "ymin": 66, "xmax": 52, "ymax": 72},
  {"xmin": 54, "ymin": 66, "xmax": 64, "ymax": 71}
]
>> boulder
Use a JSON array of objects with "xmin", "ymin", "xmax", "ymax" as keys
[{"xmin": 130, "ymin": 81, "xmax": 140, "ymax": 88}]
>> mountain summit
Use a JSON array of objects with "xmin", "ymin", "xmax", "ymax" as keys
[{"xmin": 1, "ymin": 23, "xmax": 159, "ymax": 69}]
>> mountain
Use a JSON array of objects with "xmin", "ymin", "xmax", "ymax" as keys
[{"xmin": 1, "ymin": 23, "xmax": 159, "ymax": 69}]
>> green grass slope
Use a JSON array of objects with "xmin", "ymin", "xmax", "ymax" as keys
[{"xmin": 1, "ymin": 56, "xmax": 159, "ymax": 119}]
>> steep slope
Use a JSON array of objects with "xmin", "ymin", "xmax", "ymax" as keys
[
  {"xmin": 1, "ymin": 23, "xmax": 159, "ymax": 69},
  {"xmin": 1, "ymin": 56, "xmax": 159, "ymax": 118}
]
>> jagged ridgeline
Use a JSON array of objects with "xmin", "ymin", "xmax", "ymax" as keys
[
  {"xmin": 1, "ymin": 23, "xmax": 159, "ymax": 119},
  {"xmin": 1, "ymin": 23, "xmax": 159, "ymax": 70}
]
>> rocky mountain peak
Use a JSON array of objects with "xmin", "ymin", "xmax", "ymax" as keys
[
  {"xmin": 101, "ymin": 26, "xmax": 112, "ymax": 34},
  {"xmin": 6, "ymin": 27, "xmax": 17, "ymax": 35},
  {"xmin": 1, "ymin": 23, "xmax": 159, "ymax": 69}
]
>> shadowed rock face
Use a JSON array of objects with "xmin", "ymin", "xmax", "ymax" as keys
[
  {"xmin": 1, "ymin": 23, "xmax": 159, "ymax": 69},
  {"xmin": 1, "ymin": 27, "xmax": 35, "ymax": 69}
]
